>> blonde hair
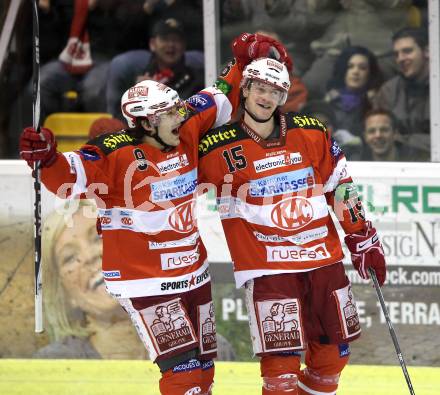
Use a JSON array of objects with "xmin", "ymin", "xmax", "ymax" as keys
[{"xmin": 42, "ymin": 200, "xmax": 98, "ymax": 341}]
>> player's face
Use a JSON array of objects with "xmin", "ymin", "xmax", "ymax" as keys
[
  {"xmin": 156, "ymin": 103, "xmax": 188, "ymax": 147},
  {"xmin": 393, "ymin": 37, "xmax": 428, "ymax": 80},
  {"xmin": 364, "ymin": 114, "xmax": 396, "ymax": 156},
  {"xmin": 345, "ymin": 54, "xmax": 370, "ymax": 91},
  {"xmin": 244, "ymin": 81, "xmax": 283, "ymax": 119},
  {"xmin": 55, "ymin": 211, "xmax": 123, "ymax": 319}
]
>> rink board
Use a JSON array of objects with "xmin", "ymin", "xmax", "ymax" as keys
[{"xmin": 0, "ymin": 160, "xmax": 439, "ymax": 365}]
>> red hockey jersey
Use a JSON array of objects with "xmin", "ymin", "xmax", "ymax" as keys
[
  {"xmin": 198, "ymin": 113, "xmax": 366, "ymax": 288},
  {"xmin": 41, "ymin": 62, "xmax": 242, "ymax": 298}
]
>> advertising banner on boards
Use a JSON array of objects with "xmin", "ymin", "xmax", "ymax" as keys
[{"xmin": 1, "ymin": 161, "xmax": 439, "ymax": 365}]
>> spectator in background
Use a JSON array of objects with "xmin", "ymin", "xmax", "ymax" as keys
[
  {"xmin": 373, "ymin": 27, "xmax": 430, "ymax": 153},
  {"xmin": 10, "ymin": 1, "xmax": 142, "ymax": 135},
  {"xmin": 106, "ymin": 18, "xmax": 204, "ymax": 120},
  {"xmin": 361, "ymin": 108, "xmax": 429, "ymax": 161},
  {"xmin": 220, "ymin": 0, "xmax": 335, "ymax": 76},
  {"xmin": 255, "ymin": 29, "xmax": 308, "ymax": 112},
  {"xmin": 324, "ymin": 46, "xmax": 383, "ymax": 145},
  {"xmin": 137, "ymin": 0, "xmax": 204, "ymax": 50},
  {"xmin": 302, "ymin": 0, "xmax": 414, "ymax": 100},
  {"xmin": 37, "ymin": 2, "xmax": 102, "ymax": 118},
  {"xmin": 35, "ymin": 0, "xmax": 146, "ymax": 121}
]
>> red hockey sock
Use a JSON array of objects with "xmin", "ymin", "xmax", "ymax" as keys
[
  {"xmin": 298, "ymin": 342, "xmax": 349, "ymax": 395},
  {"xmin": 201, "ymin": 360, "xmax": 215, "ymax": 394},
  {"xmin": 260, "ymin": 353, "xmax": 301, "ymax": 394}
]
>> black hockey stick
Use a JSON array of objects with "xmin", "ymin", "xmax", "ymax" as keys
[
  {"xmin": 32, "ymin": 0, "xmax": 43, "ymax": 333},
  {"xmin": 368, "ymin": 268, "xmax": 415, "ymax": 394}
]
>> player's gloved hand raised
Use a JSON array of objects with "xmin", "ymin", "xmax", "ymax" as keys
[
  {"xmin": 19, "ymin": 126, "xmax": 58, "ymax": 168},
  {"xmin": 232, "ymin": 33, "xmax": 293, "ymax": 72},
  {"xmin": 344, "ymin": 221, "xmax": 386, "ymax": 286}
]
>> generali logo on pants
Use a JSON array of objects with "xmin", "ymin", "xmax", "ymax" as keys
[
  {"xmin": 256, "ymin": 299, "xmax": 305, "ymax": 352},
  {"xmin": 334, "ymin": 284, "xmax": 361, "ymax": 339},
  {"xmin": 199, "ymin": 302, "xmax": 217, "ymax": 354},
  {"xmin": 142, "ymin": 299, "xmax": 197, "ymax": 354}
]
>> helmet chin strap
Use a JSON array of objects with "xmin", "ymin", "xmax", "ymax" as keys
[
  {"xmin": 244, "ymin": 105, "xmax": 275, "ymax": 123},
  {"xmin": 151, "ymin": 126, "xmax": 173, "ymax": 152}
]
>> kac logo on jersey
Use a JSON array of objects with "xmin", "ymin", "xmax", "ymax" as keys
[
  {"xmin": 100, "ymin": 216, "xmax": 111, "ymax": 225},
  {"xmin": 168, "ymin": 199, "xmax": 196, "ymax": 233},
  {"xmin": 99, "ymin": 209, "xmax": 113, "ymax": 229},
  {"xmin": 271, "ymin": 196, "xmax": 314, "ymax": 230},
  {"xmin": 121, "ymin": 216, "xmax": 133, "ymax": 227},
  {"xmin": 119, "ymin": 210, "xmax": 134, "ymax": 229}
]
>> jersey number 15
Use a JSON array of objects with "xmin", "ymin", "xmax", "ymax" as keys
[{"xmin": 222, "ymin": 145, "xmax": 247, "ymax": 172}]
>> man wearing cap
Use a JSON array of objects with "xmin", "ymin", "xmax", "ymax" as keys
[{"xmin": 106, "ymin": 18, "xmax": 204, "ymax": 120}]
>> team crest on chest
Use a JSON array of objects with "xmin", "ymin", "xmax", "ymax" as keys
[
  {"xmin": 271, "ymin": 196, "xmax": 314, "ymax": 230},
  {"xmin": 168, "ymin": 199, "xmax": 196, "ymax": 233}
]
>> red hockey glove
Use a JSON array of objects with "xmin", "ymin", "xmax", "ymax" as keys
[
  {"xmin": 231, "ymin": 33, "xmax": 293, "ymax": 72},
  {"xmin": 19, "ymin": 126, "xmax": 58, "ymax": 168},
  {"xmin": 344, "ymin": 221, "xmax": 386, "ymax": 286}
]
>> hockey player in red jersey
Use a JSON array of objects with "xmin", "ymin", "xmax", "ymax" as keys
[
  {"xmin": 19, "ymin": 33, "xmax": 291, "ymax": 395},
  {"xmin": 198, "ymin": 56, "xmax": 387, "ymax": 394}
]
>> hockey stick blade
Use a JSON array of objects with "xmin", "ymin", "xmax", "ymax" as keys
[{"xmin": 368, "ymin": 267, "xmax": 415, "ymax": 394}]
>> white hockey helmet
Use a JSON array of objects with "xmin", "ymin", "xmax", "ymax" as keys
[
  {"xmin": 121, "ymin": 80, "xmax": 186, "ymax": 128},
  {"xmin": 241, "ymin": 58, "xmax": 291, "ymax": 105}
]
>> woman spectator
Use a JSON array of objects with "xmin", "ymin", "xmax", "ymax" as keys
[{"xmin": 324, "ymin": 45, "xmax": 383, "ymax": 153}]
